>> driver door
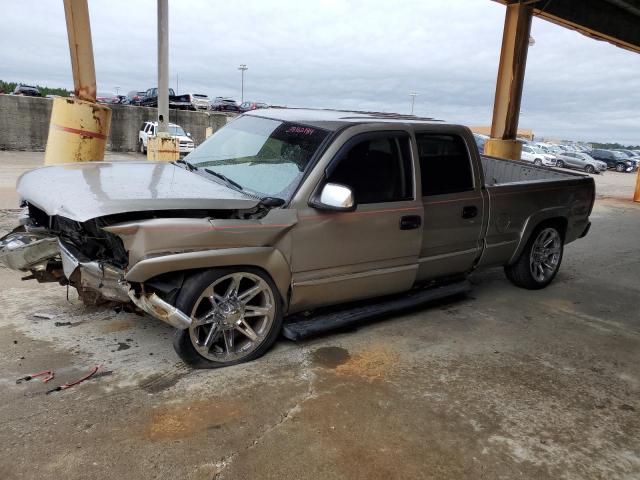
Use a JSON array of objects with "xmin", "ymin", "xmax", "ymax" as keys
[{"xmin": 289, "ymin": 132, "xmax": 422, "ymax": 312}]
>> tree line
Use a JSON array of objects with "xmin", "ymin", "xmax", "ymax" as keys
[{"xmin": 0, "ymin": 79, "xmax": 72, "ymax": 97}]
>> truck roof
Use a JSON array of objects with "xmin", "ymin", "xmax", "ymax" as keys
[{"xmin": 244, "ymin": 107, "xmax": 444, "ymax": 131}]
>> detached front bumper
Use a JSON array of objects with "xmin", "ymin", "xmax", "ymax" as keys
[{"xmin": 1, "ymin": 230, "xmax": 191, "ymax": 330}]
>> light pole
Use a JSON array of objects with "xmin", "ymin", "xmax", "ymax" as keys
[
  {"xmin": 409, "ymin": 92, "xmax": 419, "ymax": 115},
  {"xmin": 238, "ymin": 64, "xmax": 248, "ymax": 103},
  {"xmin": 115, "ymin": 86, "xmax": 120, "ymax": 96}
]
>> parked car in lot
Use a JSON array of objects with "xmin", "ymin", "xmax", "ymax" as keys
[
  {"xmin": 13, "ymin": 84, "xmax": 41, "ymax": 97},
  {"xmin": 239, "ymin": 101, "xmax": 269, "ymax": 112},
  {"xmin": 590, "ymin": 149, "xmax": 637, "ymax": 172},
  {"xmin": 520, "ymin": 144, "xmax": 557, "ymax": 166},
  {"xmin": 187, "ymin": 93, "xmax": 211, "ymax": 111},
  {"xmin": 555, "ymin": 151, "xmax": 607, "ymax": 174},
  {"xmin": 473, "ymin": 133, "xmax": 489, "ymax": 154},
  {"xmin": 0, "ymin": 109, "xmax": 595, "ymax": 368},
  {"xmin": 125, "ymin": 90, "xmax": 146, "ymax": 106},
  {"xmin": 138, "ymin": 121, "xmax": 194, "ymax": 154},
  {"xmin": 109, "ymin": 95, "xmax": 127, "ymax": 104},
  {"xmin": 140, "ymin": 87, "xmax": 193, "ymax": 110},
  {"xmin": 211, "ymin": 97, "xmax": 239, "ymax": 112},
  {"xmin": 612, "ymin": 149, "xmax": 640, "ymax": 160}
]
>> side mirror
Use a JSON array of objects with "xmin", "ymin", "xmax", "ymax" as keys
[{"xmin": 310, "ymin": 183, "xmax": 355, "ymax": 212}]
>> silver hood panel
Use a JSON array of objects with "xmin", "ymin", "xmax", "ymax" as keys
[{"xmin": 16, "ymin": 162, "xmax": 259, "ymax": 222}]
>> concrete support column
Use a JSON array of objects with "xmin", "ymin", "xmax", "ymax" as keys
[
  {"xmin": 157, "ymin": 0, "xmax": 169, "ymax": 134},
  {"xmin": 485, "ymin": 2, "xmax": 533, "ymax": 160},
  {"xmin": 147, "ymin": 0, "xmax": 179, "ymax": 161},
  {"xmin": 634, "ymin": 169, "xmax": 640, "ymax": 202},
  {"xmin": 44, "ymin": 0, "xmax": 111, "ymax": 165}
]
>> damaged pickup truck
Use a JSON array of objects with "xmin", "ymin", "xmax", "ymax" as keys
[{"xmin": 0, "ymin": 109, "xmax": 595, "ymax": 368}]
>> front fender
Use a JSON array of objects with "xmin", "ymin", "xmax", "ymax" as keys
[{"xmin": 125, "ymin": 246, "xmax": 292, "ymax": 307}]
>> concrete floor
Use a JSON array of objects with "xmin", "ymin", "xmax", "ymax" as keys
[{"xmin": 0, "ymin": 152, "xmax": 639, "ymax": 479}]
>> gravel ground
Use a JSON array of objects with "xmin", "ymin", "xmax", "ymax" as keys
[{"xmin": 0, "ymin": 152, "xmax": 638, "ymax": 479}]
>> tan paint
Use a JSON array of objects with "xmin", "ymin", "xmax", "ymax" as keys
[
  {"xmin": 63, "ymin": 0, "xmax": 97, "ymax": 102},
  {"xmin": 124, "ymin": 246, "xmax": 292, "ymax": 307},
  {"xmin": 147, "ymin": 135, "xmax": 179, "ymax": 161},
  {"xmin": 488, "ymin": 2, "xmax": 532, "ymax": 160},
  {"xmin": 44, "ymin": 97, "xmax": 111, "ymax": 165},
  {"xmin": 634, "ymin": 168, "xmax": 640, "ymax": 203},
  {"xmin": 484, "ymin": 138, "xmax": 522, "ymax": 161}
]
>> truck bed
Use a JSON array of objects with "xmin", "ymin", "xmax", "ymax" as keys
[
  {"xmin": 480, "ymin": 155, "xmax": 580, "ymax": 186},
  {"xmin": 477, "ymin": 155, "xmax": 595, "ymax": 269}
]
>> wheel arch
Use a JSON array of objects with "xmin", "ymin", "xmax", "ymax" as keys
[
  {"xmin": 125, "ymin": 247, "xmax": 292, "ymax": 309},
  {"xmin": 508, "ymin": 211, "xmax": 568, "ymax": 265}
]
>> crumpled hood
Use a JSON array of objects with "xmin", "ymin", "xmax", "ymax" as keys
[{"xmin": 17, "ymin": 161, "xmax": 259, "ymax": 222}]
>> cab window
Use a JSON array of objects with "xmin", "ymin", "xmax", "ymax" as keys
[
  {"xmin": 415, "ymin": 133, "xmax": 474, "ymax": 196},
  {"xmin": 327, "ymin": 136, "xmax": 413, "ymax": 204}
]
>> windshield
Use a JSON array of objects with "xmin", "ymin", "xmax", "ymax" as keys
[
  {"xmin": 169, "ymin": 125, "xmax": 187, "ymax": 136},
  {"xmin": 613, "ymin": 151, "xmax": 629, "ymax": 159},
  {"xmin": 186, "ymin": 116, "xmax": 329, "ymax": 197}
]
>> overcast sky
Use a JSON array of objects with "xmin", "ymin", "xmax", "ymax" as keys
[{"xmin": 2, "ymin": 0, "xmax": 639, "ymax": 144}]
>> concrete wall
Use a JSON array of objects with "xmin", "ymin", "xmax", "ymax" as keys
[
  {"xmin": 0, "ymin": 95, "xmax": 53, "ymax": 151},
  {"xmin": 0, "ymin": 95, "xmax": 234, "ymax": 152}
]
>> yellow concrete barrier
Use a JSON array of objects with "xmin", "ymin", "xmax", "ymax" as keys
[
  {"xmin": 484, "ymin": 138, "xmax": 522, "ymax": 161},
  {"xmin": 634, "ymin": 169, "xmax": 640, "ymax": 203},
  {"xmin": 147, "ymin": 134, "xmax": 179, "ymax": 161},
  {"xmin": 205, "ymin": 127, "xmax": 213, "ymax": 138},
  {"xmin": 44, "ymin": 97, "xmax": 111, "ymax": 165}
]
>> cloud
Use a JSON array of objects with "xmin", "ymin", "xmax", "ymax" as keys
[{"xmin": 1, "ymin": 0, "xmax": 638, "ymax": 144}]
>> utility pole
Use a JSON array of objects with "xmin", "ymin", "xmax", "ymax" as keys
[
  {"xmin": 176, "ymin": 72, "xmax": 179, "ymax": 94},
  {"xmin": 115, "ymin": 86, "xmax": 120, "ymax": 96},
  {"xmin": 409, "ymin": 92, "xmax": 418, "ymax": 115},
  {"xmin": 238, "ymin": 64, "xmax": 248, "ymax": 103},
  {"xmin": 157, "ymin": 0, "xmax": 169, "ymax": 133}
]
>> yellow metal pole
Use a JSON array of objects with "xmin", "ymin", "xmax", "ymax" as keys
[
  {"xmin": 634, "ymin": 169, "xmax": 640, "ymax": 202},
  {"xmin": 484, "ymin": 2, "xmax": 533, "ymax": 160},
  {"xmin": 44, "ymin": 0, "xmax": 111, "ymax": 165}
]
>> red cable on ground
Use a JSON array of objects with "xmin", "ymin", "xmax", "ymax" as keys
[
  {"xmin": 46, "ymin": 365, "xmax": 100, "ymax": 394},
  {"xmin": 16, "ymin": 370, "xmax": 55, "ymax": 384}
]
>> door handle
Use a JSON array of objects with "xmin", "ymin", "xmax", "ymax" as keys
[
  {"xmin": 400, "ymin": 215, "xmax": 422, "ymax": 230},
  {"xmin": 462, "ymin": 206, "xmax": 478, "ymax": 219}
]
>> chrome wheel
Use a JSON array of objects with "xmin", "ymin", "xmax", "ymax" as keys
[
  {"xmin": 529, "ymin": 228, "xmax": 562, "ymax": 283},
  {"xmin": 189, "ymin": 272, "xmax": 275, "ymax": 362},
  {"xmin": 557, "ymin": 160, "xmax": 564, "ymax": 168}
]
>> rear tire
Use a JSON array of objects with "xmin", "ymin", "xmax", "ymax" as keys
[
  {"xmin": 505, "ymin": 224, "xmax": 564, "ymax": 290},
  {"xmin": 585, "ymin": 165, "xmax": 595, "ymax": 174},
  {"xmin": 172, "ymin": 268, "xmax": 283, "ymax": 368}
]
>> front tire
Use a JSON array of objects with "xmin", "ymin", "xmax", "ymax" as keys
[
  {"xmin": 556, "ymin": 159, "xmax": 564, "ymax": 168},
  {"xmin": 173, "ymin": 268, "xmax": 283, "ymax": 368},
  {"xmin": 505, "ymin": 225, "xmax": 564, "ymax": 290},
  {"xmin": 615, "ymin": 163, "xmax": 625, "ymax": 172},
  {"xmin": 585, "ymin": 164, "xmax": 595, "ymax": 174},
  {"xmin": 534, "ymin": 159, "xmax": 543, "ymax": 166}
]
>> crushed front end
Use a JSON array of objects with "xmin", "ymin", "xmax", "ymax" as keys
[{"xmin": 0, "ymin": 203, "xmax": 130, "ymax": 304}]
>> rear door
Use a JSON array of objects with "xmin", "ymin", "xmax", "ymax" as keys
[{"xmin": 414, "ymin": 132, "xmax": 485, "ymax": 281}]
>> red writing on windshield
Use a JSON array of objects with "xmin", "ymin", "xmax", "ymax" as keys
[{"xmin": 286, "ymin": 126, "xmax": 315, "ymax": 135}]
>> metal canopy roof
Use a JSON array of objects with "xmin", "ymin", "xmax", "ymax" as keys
[{"xmin": 494, "ymin": 0, "xmax": 640, "ymax": 54}]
